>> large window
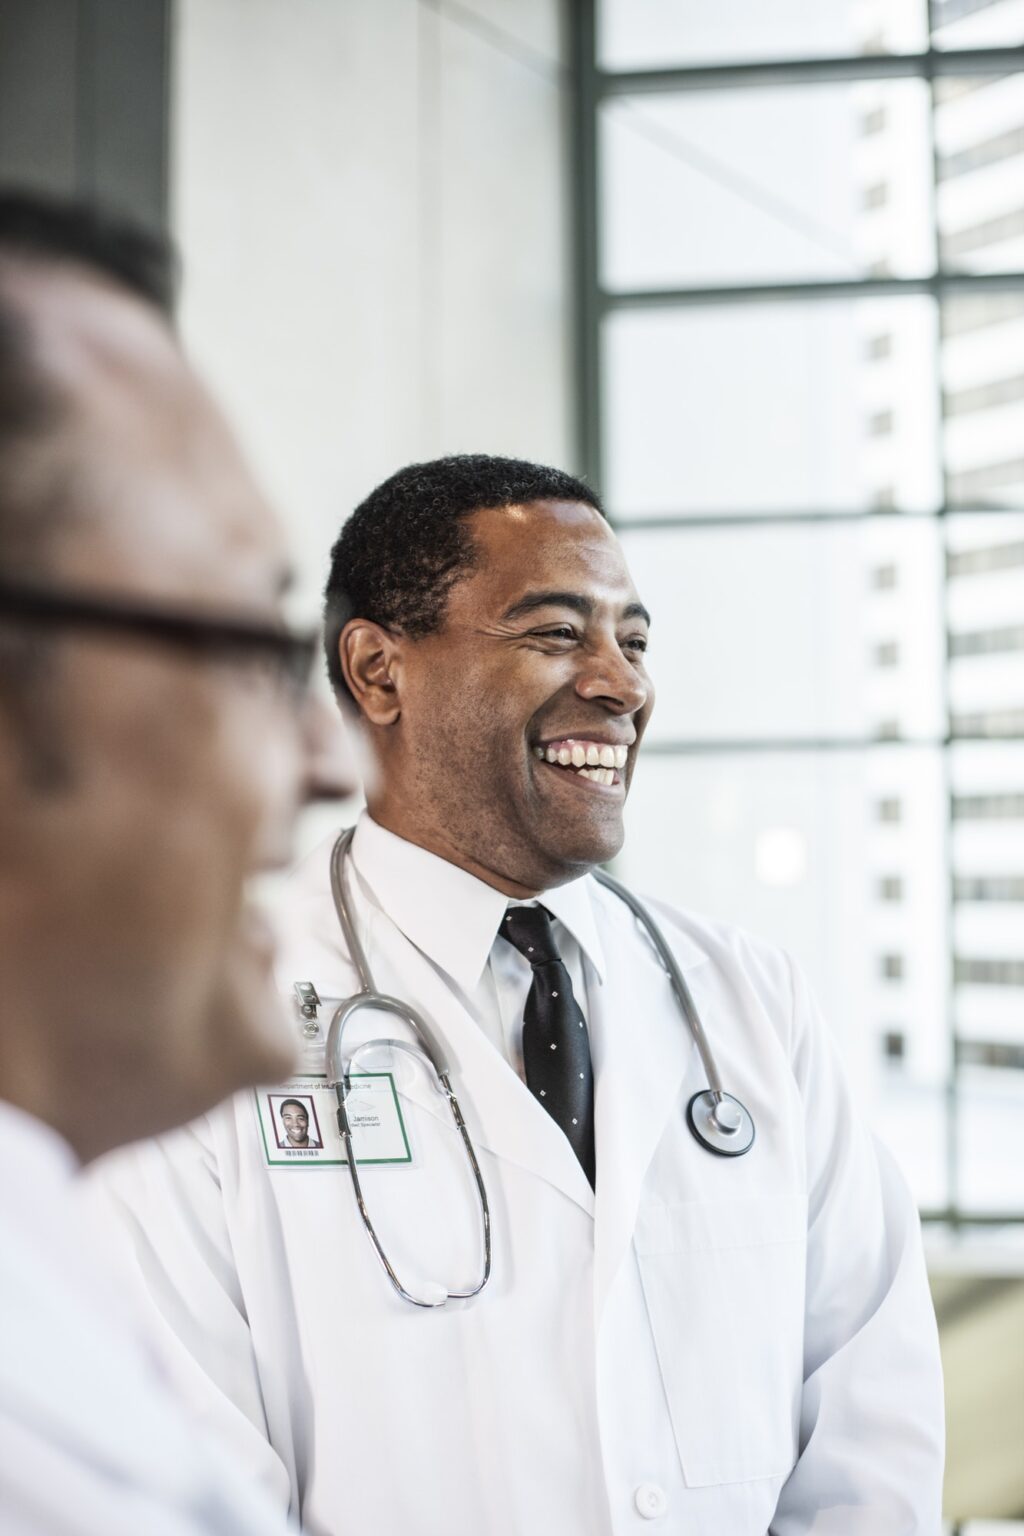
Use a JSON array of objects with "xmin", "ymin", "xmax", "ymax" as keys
[{"xmin": 575, "ymin": 4, "xmax": 1024, "ymax": 1519}]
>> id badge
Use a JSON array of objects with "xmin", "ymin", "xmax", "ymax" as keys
[{"xmin": 255, "ymin": 1072, "xmax": 412, "ymax": 1168}]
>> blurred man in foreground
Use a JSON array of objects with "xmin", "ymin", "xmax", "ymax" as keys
[{"xmin": 0, "ymin": 190, "xmax": 350, "ymax": 1533}]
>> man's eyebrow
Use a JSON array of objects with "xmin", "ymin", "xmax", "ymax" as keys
[
  {"xmin": 502, "ymin": 590, "xmax": 593, "ymax": 622},
  {"xmin": 502, "ymin": 590, "xmax": 652, "ymax": 627},
  {"xmin": 624, "ymin": 600, "xmax": 652, "ymax": 627}
]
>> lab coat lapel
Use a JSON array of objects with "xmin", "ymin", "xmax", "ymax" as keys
[
  {"xmin": 589, "ymin": 890, "xmax": 710, "ymax": 1325},
  {"xmin": 368, "ymin": 917, "xmax": 596, "ymax": 1218}
]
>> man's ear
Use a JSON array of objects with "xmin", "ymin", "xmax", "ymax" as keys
[{"xmin": 339, "ymin": 620, "xmax": 403, "ymax": 726}]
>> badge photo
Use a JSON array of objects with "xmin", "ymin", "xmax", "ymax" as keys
[
  {"xmin": 271, "ymin": 1093, "xmax": 323, "ymax": 1152},
  {"xmin": 255, "ymin": 1073, "xmax": 412, "ymax": 1168}
]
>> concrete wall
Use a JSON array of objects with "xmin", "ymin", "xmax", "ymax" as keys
[{"xmin": 171, "ymin": 0, "xmax": 574, "ymax": 616}]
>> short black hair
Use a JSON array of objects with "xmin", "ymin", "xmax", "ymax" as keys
[
  {"xmin": 0, "ymin": 187, "xmax": 176, "ymax": 316},
  {"xmin": 279, "ymin": 1098, "xmax": 308, "ymax": 1117},
  {"xmin": 323, "ymin": 453, "xmax": 603, "ymax": 699}
]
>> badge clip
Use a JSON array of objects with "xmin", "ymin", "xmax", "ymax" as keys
[{"xmin": 294, "ymin": 981, "xmax": 322, "ymax": 1038}]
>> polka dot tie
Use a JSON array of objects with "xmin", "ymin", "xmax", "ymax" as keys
[{"xmin": 499, "ymin": 904, "xmax": 596, "ymax": 1189}]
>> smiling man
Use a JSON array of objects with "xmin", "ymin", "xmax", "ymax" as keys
[
  {"xmin": 278, "ymin": 1099, "xmax": 319, "ymax": 1149},
  {"xmin": 99, "ymin": 455, "xmax": 944, "ymax": 1535}
]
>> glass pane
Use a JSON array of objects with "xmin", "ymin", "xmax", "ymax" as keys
[
  {"xmin": 932, "ymin": 0, "xmax": 1024, "ymax": 50},
  {"xmin": 600, "ymin": 81, "xmax": 933, "ymax": 291},
  {"xmin": 958, "ymin": 1067, "xmax": 1024, "ymax": 1211},
  {"xmin": 936, "ymin": 75, "xmax": 1024, "ymax": 275},
  {"xmin": 621, "ymin": 518, "xmax": 945, "ymax": 742},
  {"xmin": 597, "ymin": 0, "xmax": 927, "ymax": 70},
  {"xmin": 951, "ymin": 740, "xmax": 1024, "ymax": 1214},
  {"xmin": 948, "ymin": 522, "xmax": 1024, "ymax": 736},
  {"xmin": 942, "ymin": 297, "xmax": 1024, "ymax": 511},
  {"xmin": 603, "ymin": 297, "xmax": 941, "ymax": 517},
  {"xmin": 617, "ymin": 746, "xmax": 949, "ymax": 1208}
]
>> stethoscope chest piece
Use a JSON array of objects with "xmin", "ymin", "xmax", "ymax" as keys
[{"xmin": 686, "ymin": 1091, "xmax": 755, "ymax": 1157}]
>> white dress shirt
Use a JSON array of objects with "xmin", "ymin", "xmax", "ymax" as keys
[
  {"xmin": 0, "ymin": 1099, "xmax": 292, "ymax": 1536},
  {"xmin": 347, "ymin": 813, "xmax": 597, "ymax": 1080}
]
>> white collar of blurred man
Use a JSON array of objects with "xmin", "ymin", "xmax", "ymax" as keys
[{"xmin": 0, "ymin": 190, "xmax": 355, "ymax": 1165}]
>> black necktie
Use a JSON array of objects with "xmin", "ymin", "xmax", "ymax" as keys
[{"xmin": 499, "ymin": 904, "xmax": 596, "ymax": 1188}]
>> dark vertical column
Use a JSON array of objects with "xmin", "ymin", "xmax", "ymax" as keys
[
  {"xmin": 569, "ymin": 0, "xmax": 601, "ymax": 492},
  {"xmin": 0, "ymin": 0, "xmax": 80, "ymax": 193},
  {"xmin": 0, "ymin": 0, "xmax": 170, "ymax": 226}
]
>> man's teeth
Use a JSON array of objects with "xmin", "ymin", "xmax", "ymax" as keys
[{"xmin": 534, "ymin": 741, "xmax": 629, "ymax": 782}]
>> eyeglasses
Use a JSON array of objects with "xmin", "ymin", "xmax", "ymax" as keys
[{"xmin": 0, "ymin": 578, "xmax": 318, "ymax": 699}]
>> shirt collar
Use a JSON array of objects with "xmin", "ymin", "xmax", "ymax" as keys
[{"xmin": 350, "ymin": 813, "xmax": 607, "ymax": 993}]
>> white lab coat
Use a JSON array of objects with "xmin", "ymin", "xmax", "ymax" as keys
[
  {"xmin": 92, "ymin": 827, "xmax": 944, "ymax": 1535},
  {"xmin": 0, "ymin": 1101, "xmax": 291, "ymax": 1536}
]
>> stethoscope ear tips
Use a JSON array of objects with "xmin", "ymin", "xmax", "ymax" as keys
[{"xmin": 686, "ymin": 1091, "xmax": 755, "ymax": 1157}]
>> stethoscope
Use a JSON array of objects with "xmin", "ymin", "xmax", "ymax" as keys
[{"xmin": 311, "ymin": 827, "xmax": 755, "ymax": 1310}]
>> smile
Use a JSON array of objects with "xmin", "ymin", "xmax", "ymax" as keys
[{"xmin": 532, "ymin": 737, "xmax": 629, "ymax": 788}]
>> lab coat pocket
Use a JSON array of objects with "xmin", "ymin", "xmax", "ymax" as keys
[{"xmin": 634, "ymin": 1193, "xmax": 805, "ymax": 1487}]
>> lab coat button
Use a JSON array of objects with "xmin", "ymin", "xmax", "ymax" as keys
[{"xmin": 633, "ymin": 1483, "xmax": 667, "ymax": 1519}]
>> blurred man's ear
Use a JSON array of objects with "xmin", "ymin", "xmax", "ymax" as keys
[{"xmin": 339, "ymin": 620, "xmax": 403, "ymax": 727}]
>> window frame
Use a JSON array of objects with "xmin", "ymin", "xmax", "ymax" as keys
[{"xmin": 572, "ymin": 1, "xmax": 1024, "ymax": 1228}]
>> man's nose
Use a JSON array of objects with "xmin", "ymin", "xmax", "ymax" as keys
[
  {"xmin": 575, "ymin": 642, "xmax": 651, "ymax": 715},
  {"xmin": 300, "ymin": 692, "xmax": 359, "ymax": 801}
]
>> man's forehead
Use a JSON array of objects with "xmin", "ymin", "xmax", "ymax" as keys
[
  {"xmin": 1, "ymin": 255, "xmax": 178, "ymax": 389},
  {"xmin": 5, "ymin": 259, "xmax": 289, "ymax": 606},
  {"xmin": 474, "ymin": 497, "xmax": 606, "ymax": 535},
  {"xmin": 466, "ymin": 498, "xmax": 640, "ymax": 602}
]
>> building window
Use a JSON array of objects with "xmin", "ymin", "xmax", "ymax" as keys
[
  {"xmin": 866, "ymin": 332, "xmax": 892, "ymax": 361},
  {"xmin": 879, "ymin": 875, "xmax": 903, "ymax": 901},
  {"xmin": 947, "ymin": 457, "xmax": 1024, "ymax": 503},
  {"xmin": 955, "ymin": 957, "xmax": 1024, "ymax": 986},
  {"xmin": 871, "ymin": 563, "xmax": 898, "ymax": 591},
  {"xmin": 948, "ymin": 540, "xmax": 1024, "ymax": 577},
  {"xmin": 955, "ymin": 875, "xmax": 1024, "ymax": 902},
  {"xmin": 953, "ymin": 793, "xmax": 1024, "ymax": 820},
  {"xmin": 876, "ymin": 797, "xmax": 902, "ymax": 823},
  {"xmin": 934, "ymin": 0, "xmax": 1014, "ymax": 29},
  {"xmin": 882, "ymin": 1029, "xmax": 907, "ymax": 1065},
  {"xmin": 941, "ymin": 293, "xmax": 1024, "ymax": 337},
  {"xmin": 868, "ymin": 409, "xmax": 894, "ymax": 437},
  {"xmin": 938, "ymin": 125, "xmax": 1024, "ymax": 181},
  {"xmin": 934, "ymin": 73, "xmax": 1006, "ymax": 105},
  {"xmin": 873, "ymin": 640, "xmax": 900, "ymax": 667},
  {"xmin": 956, "ymin": 1038, "xmax": 1024, "ymax": 1070},
  {"xmin": 949, "ymin": 624, "xmax": 1024, "ymax": 659},
  {"xmin": 881, "ymin": 953, "xmax": 905, "ymax": 980},
  {"xmin": 945, "ymin": 373, "xmax": 1024, "ymax": 418},
  {"xmin": 952, "ymin": 708, "xmax": 1024, "ymax": 739},
  {"xmin": 942, "ymin": 206, "xmax": 1024, "ymax": 261},
  {"xmin": 863, "ymin": 181, "xmax": 888, "ymax": 211}
]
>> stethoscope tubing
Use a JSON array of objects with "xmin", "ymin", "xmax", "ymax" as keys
[{"xmin": 322, "ymin": 829, "xmax": 756, "ymax": 1307}]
